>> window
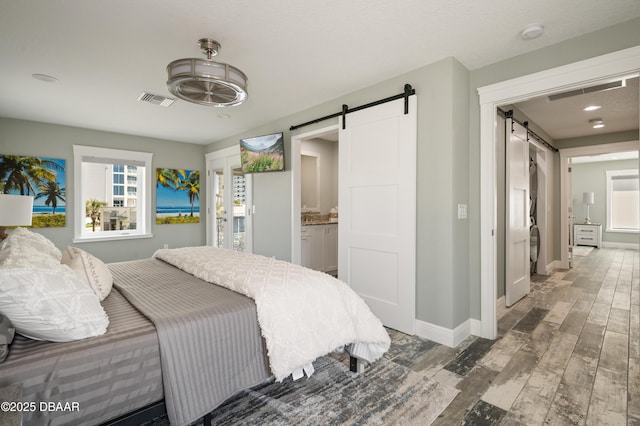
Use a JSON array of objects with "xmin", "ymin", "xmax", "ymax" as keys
[
  {"xmin": 73, "ymin": 145, "xmax": 153, "ymax": 242},
  {"xmin": 606, "ymin": 169, "xmax": 639, "ymax": 233}
]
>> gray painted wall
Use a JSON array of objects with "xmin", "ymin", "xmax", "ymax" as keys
[
  {"xmin": 0, "ymin": 118, "xmax": 206, "ymax": 263},
  {"xmin": 207, "ymin": 57, "xmax": 471, "ymax": 329},
  {"xmin": 572, "ymin": 159, "xmax": 639, "ymax": 245}
]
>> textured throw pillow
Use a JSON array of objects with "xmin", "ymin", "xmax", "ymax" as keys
[
  {"xmin": 0, "ymin": 264, "xmax": 109, "ymax": 342},
  {"xmin": 61, "ymin": 246, "xmax": 113, "ymax": 301},
  {"xmin": 2, "ymin": 227, "xmax": 62, "ymax": 262},
  {"xmin": 0, "ymin": 313, "xmax": 15, "ymax": 363}
]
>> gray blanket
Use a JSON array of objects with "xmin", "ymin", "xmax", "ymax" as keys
[{"xmin": 110, "ymin": 258, "xmax": 271, "ymax": 426}]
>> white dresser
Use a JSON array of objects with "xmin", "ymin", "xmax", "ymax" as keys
[{"xmin": 574, "ymin": 223, "xmax": 602, "ymax": 248}]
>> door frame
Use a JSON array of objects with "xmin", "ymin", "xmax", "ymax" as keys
[
  {"xmin": 559, "ymin": 140, "xmax": 640, "ymax": 268},
  {"xmin": 205, "ymin": 146, "xmax": 253, "ymax": 252},
  {"xmin": 478, "ymin": 45, "xmax": 640, "ymax": 340},
  {"xmin": 291, "ymin": 124, "xmax": 340, "ymax": 265}
]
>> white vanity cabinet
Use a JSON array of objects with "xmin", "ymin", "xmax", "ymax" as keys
[
  {"xmin": 574, "ymin": 223, "xmax": 602, "ymax": 248},
  {"xmin": 301, "ymin": 225, "xmax": 324, "ymax": 271},
  {"xmin": 301, "ymin": 223, "xmax": 338, "ymax": 273}
]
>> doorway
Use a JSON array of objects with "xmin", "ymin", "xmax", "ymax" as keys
[
  {"xmin": 478, "ymin": 45, "xmax": 640, "ymax": 340},
  {"xmin": 205, "ymin": 146, "xmax": 253, "ymax": 252},
  {"xmin": 291, "ymin": 125, "xmax": 340, "ymax": 266}
]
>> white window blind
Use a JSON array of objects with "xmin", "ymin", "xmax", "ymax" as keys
[{"xmin": 606, "ymin": 169, "xmax": 639, "ymax": 232}]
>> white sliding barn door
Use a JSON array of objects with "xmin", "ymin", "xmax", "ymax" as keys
[
  {"xmin": 505, "ymin": 119, "xmax": 530, "ymax": 306},
  {"xmin": 338, "ymin": 96, "xmax": 417, "ymax": 334}
]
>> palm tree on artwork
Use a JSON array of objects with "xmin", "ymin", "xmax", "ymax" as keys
[
  {"xmin": 177, "ymin": 170, "xmax": 200, "ymax": 217},
  {"xmin": 156, "ymin": 168, "xmax": 184, "ymax": 190},
  {"xmin": 35, "ymin": 180, "xmax": 66, "ymax": 214},
  {"xmin": 0, "ymin": 155, "xmax": 62, "ymax": 195}
]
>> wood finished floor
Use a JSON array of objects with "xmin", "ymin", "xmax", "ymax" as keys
[{"xmin": 385, "ymin": 247, "xmax": 639, "ymax": 425}]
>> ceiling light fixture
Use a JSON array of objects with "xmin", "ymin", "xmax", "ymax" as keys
[
  {"xmin": 583, "ymin": 105, "xmax": 601, "ymax": 111},
  {"xmin": 589, "ymin": 118, "xmax": 605, "ymax": 129},
  {"xmin": 520, "ymin": 24, "xmax": 544, "ymax": 40},
  {"xmin": 166, "ymin": 38, "xmax": 248, "ymax": 107}
]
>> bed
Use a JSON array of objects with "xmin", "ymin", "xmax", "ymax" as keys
[{"xmin": 0, "ymin": 229, "xmax": 390, "ymax": 426}]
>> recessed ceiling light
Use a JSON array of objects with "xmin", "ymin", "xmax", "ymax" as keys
[
  {"xmin": 32, "ymin": 73, "xmax": 58, "ymax": 83},
  {"xmin": 583, "ymin": 105, "xmax": 601, "ymax": 111},
  {"xmin": 217, "ymin": 114, "xmax": 231, "ymax": 119},
  {"xmin": 520, "ymin": 24, "xmax": 544, "ymax": 40},
  {"xmin": 589, "ymin": 119, "xmax": 605, "ymax": 129}
]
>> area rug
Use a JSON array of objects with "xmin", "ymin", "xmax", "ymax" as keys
[
  {"xmin": 149, "ymin": 355, "xmax": 459, "ymax": 426},
  {"xmin": 573, "ymin": 245, "xmax": 594, "ymax": 256}
]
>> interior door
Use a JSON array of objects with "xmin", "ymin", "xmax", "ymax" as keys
[
  {"xmin": 338, "ymin": 96, "xmax": 417, "ymax": 334},
  {"xmin": 505, "ymin": 119, "xmax": 530, "ymax": 306},
  {"xmin": 567, "ymin": 160, "xmax": 574, "ymax": 268}
]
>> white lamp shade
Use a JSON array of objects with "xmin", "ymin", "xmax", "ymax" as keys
[
  {"xmin": 0, "ymin": 194, "xmax": 34, "ymax": 226},
  {"xmin": 582, "ymin": 192, "xmax": 595, "ymax": 205}
]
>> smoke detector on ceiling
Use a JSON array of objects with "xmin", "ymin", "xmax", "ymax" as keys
[{"xmin": 520, "ymin": 24, "xmax": 544, "ymax": 40}]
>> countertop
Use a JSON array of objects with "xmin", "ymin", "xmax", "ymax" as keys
[{"xmin": 302, "ymin": 220, "xmax": 338, "ymax": 226}]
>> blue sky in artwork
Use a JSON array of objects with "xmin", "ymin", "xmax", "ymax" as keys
[
  {"xmin": 241, "ymin": 133, "xmax": 281, "ymax": 150},
  {"xmin": 156, "ymin": 170, "xmax": 200, "ymax": 208},
  {"xmin": 2, "ymin": 156, "xmax": 66, "ymax": 207}
]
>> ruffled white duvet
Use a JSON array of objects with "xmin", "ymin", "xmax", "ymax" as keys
[{"xmin": 153, "ymin": 246, "xmax": 390, "ymax": 381}]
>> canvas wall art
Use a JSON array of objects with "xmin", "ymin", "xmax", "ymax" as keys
[
  {"xmin": 0, "ymin": 155, "xmax": 66, "ymax": 228},
  {"xmin": 156, "ymin": 168, "xmax": 200, "ymax": 224}
]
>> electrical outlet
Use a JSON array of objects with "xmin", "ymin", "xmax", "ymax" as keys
[{"xmin": 163, "ymin": 244, "xmax": 169, "ymax": 249}]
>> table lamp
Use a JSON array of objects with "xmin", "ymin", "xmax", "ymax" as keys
[
  {"xmin": 582, "ymin": 192, "xmax": 594, "ymax": 224},
  {"xmin": 0, "ymin": 194, "xmax": 34, "ymax": 240}
]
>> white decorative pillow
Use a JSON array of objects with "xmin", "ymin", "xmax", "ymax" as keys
[
  {"xmin": 0, "ymin": 264, "xmax": 109, "ymax": 342},
  {"xmin": 61, "ymin": 246, "xmax": 113, "ymax": 301},
  {"xmin": 1, "ymin": 227, "xmax": 62, "ymax": 262}
]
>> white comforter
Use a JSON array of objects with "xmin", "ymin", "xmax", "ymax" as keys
[{"xmin": 153, "ymin": 246, "xmax": 390, "ymax": 382}]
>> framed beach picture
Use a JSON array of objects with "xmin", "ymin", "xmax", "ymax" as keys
[
  {"xmin": 0, "ymin": 155, "xmax": 66, "ymax": 228},
  {"xmin": 156, "ymin": 168, "xmax": 200, "ymax": 224}
]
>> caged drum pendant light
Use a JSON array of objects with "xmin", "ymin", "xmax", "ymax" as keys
[{"xmin": 166, "ymin": 38, "xmax": 248, "ymax": 107}]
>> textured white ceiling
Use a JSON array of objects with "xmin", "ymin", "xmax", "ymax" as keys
[{"xmin": 1, "ymin": 0, "xmax": 639, "ymax": 145}]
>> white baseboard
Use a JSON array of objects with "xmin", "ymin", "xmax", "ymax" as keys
[
  {"xmin": 602, "ymin": 241, "xmax": 640, "ymax": 250},
  {"xmin": 546, "ymin": 260, "xmax": 560, "ymax": 274},
  {"xmin": 415, "ymin": 319, "xmax": 471, "ymax": 348},
  {"xmin": 496, "ymin": 296, "xmax": 507, "ymax": 320},
  {"xmin": 470, "ymin": 318, "xmax": 483, "ymax": 337}
]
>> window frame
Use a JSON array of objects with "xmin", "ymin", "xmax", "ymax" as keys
[
  {"xmin": 605, "ymin": 169, "xmax": 640, "ymax": 233},
  {"xmin": 73, "ymin": 145, "xmax": 154, "ymax": 242}
]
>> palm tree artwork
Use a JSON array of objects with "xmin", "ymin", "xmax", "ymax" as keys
[
  {"xmin": 155, "ymin": 168, "xmax": 200, "ymax": 224},
  {"xmin": 35, "ymin": 180, "xmax": 66, "ymax": 214},
  {"xmin": 0, "ymin": 155, "xmax": 67, "ymax": 227}
]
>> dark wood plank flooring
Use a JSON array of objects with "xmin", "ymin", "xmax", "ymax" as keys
[{"xmin": 381, "ymin": 247, "xmax": 638, "ymax": 425}]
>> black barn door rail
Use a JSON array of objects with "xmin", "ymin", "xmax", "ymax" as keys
[{"xmin": 289, "ymin": 84, "xmax": 415, "ymax": 131}]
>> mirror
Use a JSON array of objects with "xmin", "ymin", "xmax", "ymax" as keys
[{"xmin": 301, "ymin": 154, "xmax": 319, "ymax": 210}]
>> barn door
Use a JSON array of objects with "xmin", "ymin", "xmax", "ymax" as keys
[
  {"xmin": 505, "ymin": 119, "xmax": 530, "ymax": 306},
  {"xmin": 338, "ymin": 96, "xmax": 417, "ymax": 334}
]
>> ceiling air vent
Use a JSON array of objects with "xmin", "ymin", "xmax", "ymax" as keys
[
  {"xmin": 137, "ymin": 92, "xmax": 176, "ymax": 107},
  {"xmin": 547, "ymin": 80, "xmax": 626, "ymax": 101}
]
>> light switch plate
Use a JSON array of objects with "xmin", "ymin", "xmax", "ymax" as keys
[{"xmin": 457, "ymin": 204, "xmax": 467, "ymax": 219}]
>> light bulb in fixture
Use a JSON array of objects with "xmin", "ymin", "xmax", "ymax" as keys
[
  {"xmin": 589, "ymin": 119, "xmax": 605, "ymax": 129},
  {"xmin": 583, "ymin": 105, "xmax": 601, "ymax": 111}
]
